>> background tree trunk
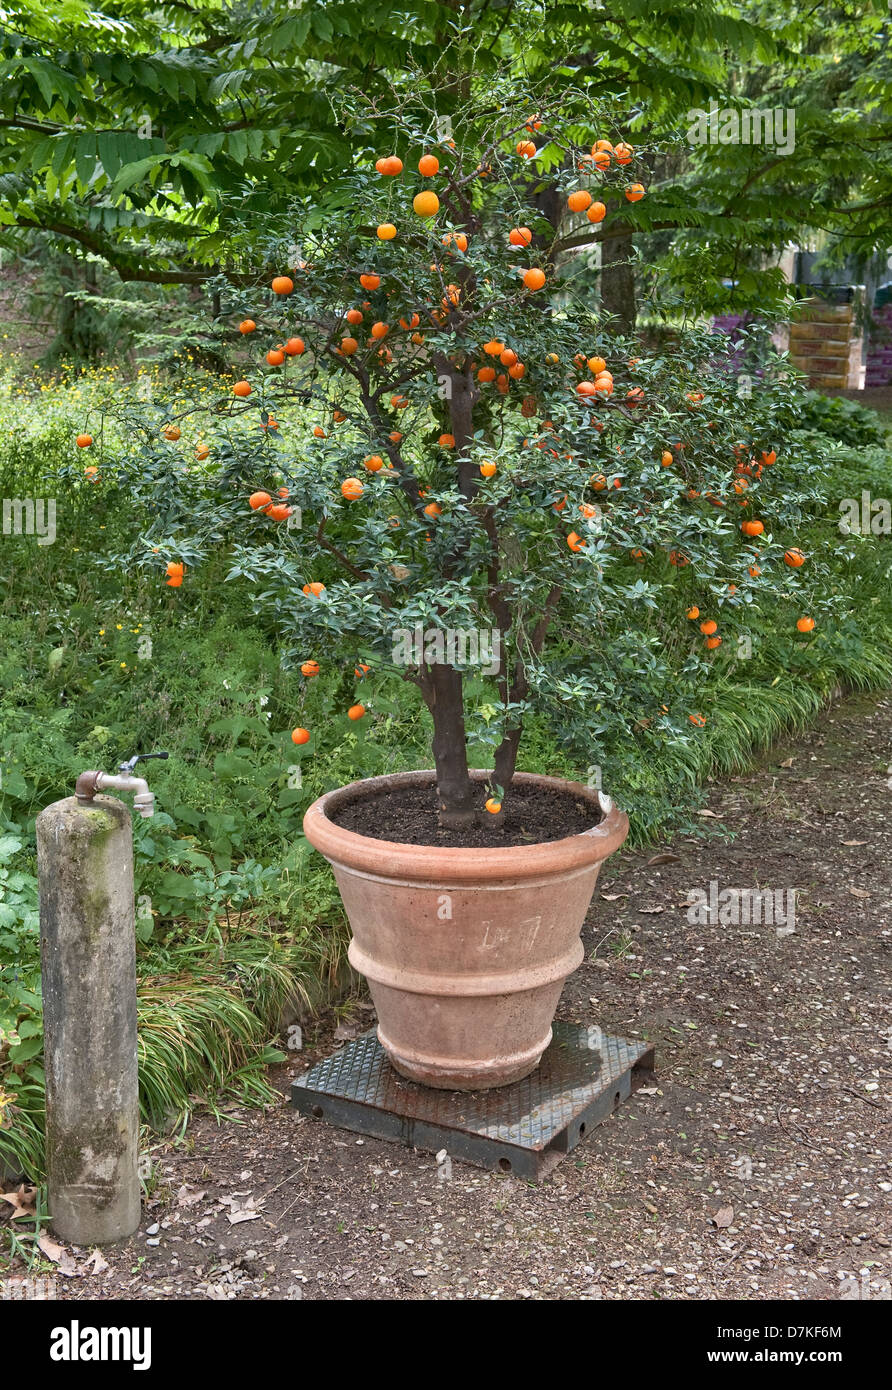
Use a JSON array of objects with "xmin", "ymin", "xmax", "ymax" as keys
[{"xmin": 600, "ymin": 232, "xmax": 637, "ymax": 334}]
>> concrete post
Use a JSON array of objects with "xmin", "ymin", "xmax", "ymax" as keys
[{"xmin": 36, "ymin": 794, "xmax": 140, "ymax": 1244}]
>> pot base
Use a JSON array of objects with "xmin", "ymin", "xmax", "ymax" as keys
[
  {"xmin": 379, "ymin": 1025, "xmax": 551, "ymax": 1091},
  {"xmin": 292, "ymin": 1022, "xmax": 656, "ymax": 1180}
]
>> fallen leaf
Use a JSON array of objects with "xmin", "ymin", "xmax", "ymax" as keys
[
  {"xmin": 176, "ymin": 1185, "xmax": 207, "ymax": 1208},
  {"xmin": 639, "ymin": 906, "xmax": 664, "ymax": 915},
  {"xmin": 83, "ymin": 1249, "xmax": 109, "ymax": 1276},
  {"xmin": 1, "ymin": 1184, "xmax": 37, "ymax": 1220},
  {"xmin": 333, "ymin": 1022, "xmax": 359, "ymax": 1041},
  {"xmin": 697, "ymin": 809, "xmax": 721, "ymax": 819},
  {"xmin": 647, "ymin": 853, "xmax": 681, "ymax": 866},
  {"xmin": 37, "ymin": 1234, "xmax": 65, "ymax": 1262},
  {"xmin": 779, "ymin": 757, "xmax": 795, "ymax": 769},
  {"xmin": 712, "ymin": 1205, "xmax": 734, "ymax": 1228},
  {"xmin": 600, "ymin": 892, "xmax": 627, "ymax": 901},
  {"xmin": 841, "ymin": 840, "xmax": 868, "ymax": 847},
  {"xmin": 849, "ymin": 887, "xmax": 871, "ymax": 899}
]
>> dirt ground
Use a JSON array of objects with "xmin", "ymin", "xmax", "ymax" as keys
[{"xmin": 13, "ymin": 691, "xmax": 892, "ymax": 1302}]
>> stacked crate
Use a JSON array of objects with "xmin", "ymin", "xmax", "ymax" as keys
[
  {"xmin": 788, "ymin": 294, "xmax": 865, "ymax": 389},
  {"xmin": 865, "ymin": 302, "xmax": 892, "ymax": 388}
]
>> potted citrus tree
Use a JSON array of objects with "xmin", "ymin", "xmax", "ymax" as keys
[{"xmin": 101, "ymin": 73, "xmax": 813, "ymax": 1089}]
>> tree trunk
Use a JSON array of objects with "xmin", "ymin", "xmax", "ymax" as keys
[
  {"xmin": 418, "ymin": 662, "xmax": 477, "ymax": 829},
  {"xmin": 600, "ymin": 232, "xmax": 637, "ymax": 334}
]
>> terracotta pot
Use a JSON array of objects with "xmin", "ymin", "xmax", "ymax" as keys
[{"xmin": 303, "ymin": 770, "xmax": 628, "ymax": 1090}]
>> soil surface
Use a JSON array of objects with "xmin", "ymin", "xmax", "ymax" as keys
[
  {"xmin": 330, "ymin": 780, "xmax": 602, "ymax": 847},
  {"xmin": 5, "ymin": 691, "xmax": 890, "ymax": 1301}
]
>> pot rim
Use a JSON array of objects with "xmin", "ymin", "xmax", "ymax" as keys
[{"xmin": 303, "ymin": 769, "xmax": 629, "ymax": 884}]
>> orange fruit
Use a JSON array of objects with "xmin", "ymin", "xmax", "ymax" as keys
[
  {"xmin": 346, "ymin": 309, "xmax": 363, "ymax": 326},
  {"xmin": 614, "ymin": 142, "xmax": 633, "ymax": 164},
  {"xmin": 630, "ymin": 549, "xmax": 645, "ymax": 562},
  {"xmin": 423, "ymin": 501, "xmax": 442, "ymax": 518},
  {"xmin": 661, "ymin": 450, "xmax": 674, "ymax": 467},
  {"xmin": 509, "ymin": 226, "xmax": 533, "ymax": 247},
  {"xmin": 700, "ymin": 620, "xmax": 718, "ymax": 636},
  {"xmin": 418, "ymin": 153, "xmax": 440, "ymax": 176},
  {"xmin": 478, "ymin": 365, "xmax": 496, "ymax": 382},
  {"xmin": 499, "ymin": 348, "xmax": 517, "ymax": 367},
  {"xmin": 508, "ymin": 362, "xmax": 525, "ymax": 379},
  {"xmin": 586, "ymin": 202, "xmax": 607, "ymax": 224},
  {"xmin": 239, "ymin": 320, "xmax": 256, "ymax": 334},
  {"xmin": 568, "ymin": 190, "xmax": 592, "ymax": 212},
  {"xmin": 796, "ymin": 616, "xmax": 815, "ymax": 633},
  {"xmin": 371, "ymin": 321, "xmax": 389, "ymax": 340},
  {"xmin": 483, "ymin": 339, "xmax": 505, "ymax": 356},
  {"xmin": 516, "ymin": 140, "xmax": 537, "ymax": 158},
  {"xmin": 399, "ymin": 312, "xmax": 421, "ymax": 330},
  {"xmin": 484, "ymin": 797, "xmax": 502, "ymax": 814},
  {"xmin": 249, "ymin": 491, "xmax": 272, "ymax": 510},
  {"xmin": 442, "ymin": 231, "xmax": 468, "ymax": 252},
  {"xmin": 576, "ymin": 380, "xmax": 597, "ymax": 397},
  {"xmin": 347, "ymin": 703, "xmax": 366, "ymax": 721},
  {"xmin": 784, "ymin": 548, "xmax": 805, "ymax": 567},
  {"xmin": 523, "ymin": 267, "xmax": 546, "ymax": 291},
  {"xmin": 341, "ymin": 478, "xmax": 364, "ymax": 500},
  {"xmin": 689, "ymin": 713, "xmax": 706, "ymax": 727},
  {"xmin": 359, "ymin": 273, "xmax": 381, "ymax": 291},
  {"xmin": 291, "ymin": 727, "xmax": 310, "ymax": 745},
  {"xmin": 438, "ymin": 433, "xmax": 455, "ymax": 448},
  {"xmin": 587, "ymin": 356, "xmax": 607, "ymax": 375},
  {"xmin": 266, "ymin": 503, "xmax": 292, "ymax": 521},
  {"xmin": 375, "ymin": 155, "xmax": 403, "ymax": 175},
  {"xmin": 76, "ymin": 433, "xmax": 93, "ymax": 447},
  {"xmin": 195, "ymin": 443, "xmax": 210, "ymax": 460},
  {"xmin": 625, "ymin": 184, "xmax": 645, "ymax": 202},
  {"xmin": 233, "ymin": 380, "xmax": 252, "ymax": 397},
  {"xmin": 705, "ymin": 635, "xmax": 722, "ymax": 649},
  {"xmin": 166, "ymin": 561, "xmax": 184, "ymax": 581},
  {"xmin": 284, "ymin": 337, "xmax": 305, "ymax": 355},
  {"xmin": 301, "ymin": 660, "xmax": 320, "ymax": 678},
  {"xmin": 302, "ymin": 581, "xmax": 325, "ymax": 596},
  {"xmin": 390, "ymin": 394, "xmax": 408, "ymax": 409},
  {"xmin": 686, "ymin": 607, "xmax": 700, "ymax": 620},
  {"xmin": 741, "ymin": 519, "xmax": 764, "ymax": 537},
  {"xmin": 271, "ymin": 276, "xmax": 294, "ymax": 295},
  {"xmin": 377, "ymin": 223, "xmax": 397, "ymax": 241},
  {"xmin": 339, "ymin": 336, "xmax": 358, "ymax": 355},
  {"xmin": 748, "ymin": 565, "xmax": 761, "ymax": 578},
  {"xmin": 389, "ymin": 430, "xmax": 402, "ymax": 443},
  {"xmin": 567, "ymin": 531, "xmax": 586, "ymax": 552},
  {"xmin": 591, "ymin": 149, "xmax": 611, "ymax": 169},
  {"xmin": 83, "ymin": 465, "xmax": 99, "ymax": 480},
  {"xmin": 313, "ymin": 426, "xmax": 326, "ymax": 438},
  {"xmin": 761, "ymin": 448, "xmax": 777, "ymax": 466},
  {"xmin": 413, "ymin": 190, "xmax": 440, "ymax": 217},
  {"xmin": 364, "ymin": 455, "xmax": 384, "ymax": 472},
  {"xmin": 355, "ymin": 663, "xmax": 370, "ymax": 679},
  {"xmin": 266, "ymin": 347, "xmax": 285, "ymax": 366},
  {"xmin": 479, "ymin": 461, "xmax": 497, "ymax": 478}
]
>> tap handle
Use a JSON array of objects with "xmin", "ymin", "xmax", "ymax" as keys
[{"xmin": 119, "ymin": 751, "xmax": 170, "ymax": 774}]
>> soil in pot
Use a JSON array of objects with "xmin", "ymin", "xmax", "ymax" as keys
[{"xmin": 329, "ymin": 779, "xmax": 602, "ymax": 849}]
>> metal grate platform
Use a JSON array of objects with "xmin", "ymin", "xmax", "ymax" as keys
[{"xmin": 291, "ymin": 1022, "xmax": 655, "ymax": 1180}]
